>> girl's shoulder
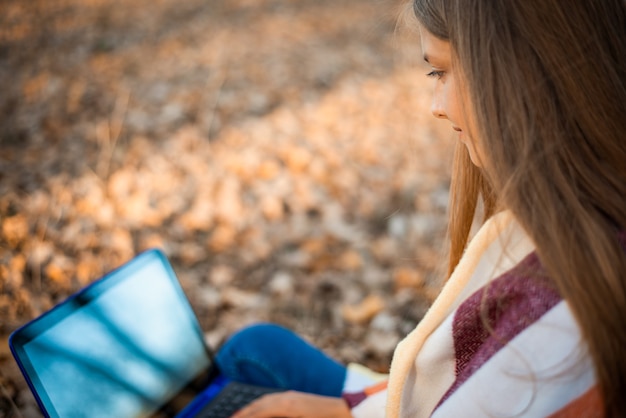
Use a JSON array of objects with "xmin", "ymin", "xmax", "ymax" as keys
[{"xmin": 434, "ymin": 249, "xmax": 602, "ymax": 417}]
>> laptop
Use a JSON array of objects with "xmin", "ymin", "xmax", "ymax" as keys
[{"xmin": 9, "ymin": 248, "xmax": 282, "ymax": 418}]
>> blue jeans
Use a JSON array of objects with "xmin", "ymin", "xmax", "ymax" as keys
[{"xmin": 215, "ymin": 323, "xmax": 347, "ymax": 397}]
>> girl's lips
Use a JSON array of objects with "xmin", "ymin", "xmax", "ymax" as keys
[{"xmin": 453, "ymin": 126, "xmax": 464, "ymax": 141}]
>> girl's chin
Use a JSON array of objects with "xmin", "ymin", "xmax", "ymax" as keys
[{"xmin": 463, "ymin": 143, "xmax": 483, "ymax": 168}]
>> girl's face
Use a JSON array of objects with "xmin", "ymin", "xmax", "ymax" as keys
[{"xmin": 420, "ymin": 29, "xmax": 482, "ymax": 166}]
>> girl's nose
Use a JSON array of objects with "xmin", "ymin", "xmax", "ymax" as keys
[{"xmin": 431, "ymin": 100, "xmax": 446, "ymax": 119}]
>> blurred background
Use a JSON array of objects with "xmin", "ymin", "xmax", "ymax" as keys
[{"xmin": 0, "ymin": 0, "xmax": 454, "ymax": 415}]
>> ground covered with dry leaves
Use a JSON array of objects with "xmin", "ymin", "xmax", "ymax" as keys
[{"xmin": 0, "ymin": 0, "xmax": 455, "ymax": 416}]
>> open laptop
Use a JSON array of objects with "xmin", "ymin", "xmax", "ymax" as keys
[{"xmin": 9, "ymin": 248, "xmax": 282, "ymax": 418}]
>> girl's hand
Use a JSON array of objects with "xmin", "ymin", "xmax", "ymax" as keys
[{"xmin": 231, "ymin": 390, "xmax": 352, "ymax": 418}]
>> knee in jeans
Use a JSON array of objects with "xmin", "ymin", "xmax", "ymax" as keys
[{"xmin": 219, "ymin": 322, "xmax": 286, "ymax": 353}]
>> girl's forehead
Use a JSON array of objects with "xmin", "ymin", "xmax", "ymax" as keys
[{"xmin": 419, "ymin": 28, "xmax": 451, "ymax": 65}]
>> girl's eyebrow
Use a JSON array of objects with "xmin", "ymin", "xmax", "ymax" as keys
[{"xmin": 423, "ymin": 54, "xmax": 431, "ymax": 63}]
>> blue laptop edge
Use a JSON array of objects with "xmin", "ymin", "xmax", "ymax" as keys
[{"xmin": 8, "ymin": 248, "xmax": 221, "ymax": 418}]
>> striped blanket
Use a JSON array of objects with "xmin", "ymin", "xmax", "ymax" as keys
[{"xmin": 342, "ymin": 211, "xmax": 603, "ymax": 417}]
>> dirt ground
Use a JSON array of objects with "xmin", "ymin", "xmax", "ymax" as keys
[{"xmin": 0, "ymin": 0, "xmax": 454, "ymax": 416}]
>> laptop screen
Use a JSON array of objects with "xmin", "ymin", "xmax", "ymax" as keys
[{"xmin": 10, "ymin": 249, "xmax": 212, "ymax": 418}]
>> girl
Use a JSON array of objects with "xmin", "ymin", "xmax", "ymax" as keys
[{"xmin": 216, "ymin": 0, "xmax": 626, "ymax": 416}]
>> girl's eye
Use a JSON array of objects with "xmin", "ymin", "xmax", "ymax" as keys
[{"xmin": 426, "ymin": 70, "xmax": 445, "ymax": 79}]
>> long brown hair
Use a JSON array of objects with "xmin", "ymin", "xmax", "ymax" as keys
[{"xmin": 412, "ymin": 0, "xmax": 626, "ymax": 415}]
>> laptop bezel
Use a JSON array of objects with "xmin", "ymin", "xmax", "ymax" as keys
[{"xmin": 9, "ymin": 248, "xmax": 220, "ymax": 418}]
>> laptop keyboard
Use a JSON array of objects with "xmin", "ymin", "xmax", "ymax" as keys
[{"xmin": 195, "ymin": 382, "xmax": 282, "ymax": 418}]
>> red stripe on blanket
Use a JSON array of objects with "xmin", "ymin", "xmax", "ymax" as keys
[
  {"xmin": 342, "ymin": 381, "xmax": 387, "ymax": 408},
  {"xmin": 547, "ymin": 385, "xmax": 604, "ymax": 418},
  {"xmin": 436, "ymin": 252, "xmax": 562, "ymax": 408}
]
